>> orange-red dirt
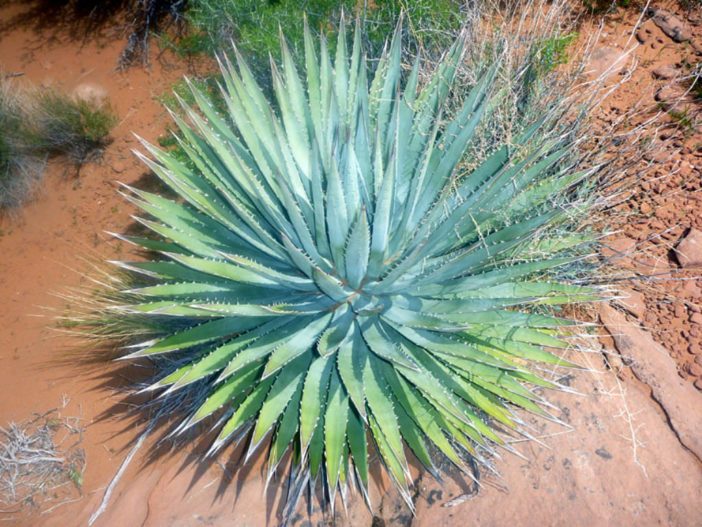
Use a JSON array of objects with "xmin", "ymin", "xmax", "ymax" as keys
[{"xmin": 1, "ymin": 2, "xmax": 701, "ymax": 526}]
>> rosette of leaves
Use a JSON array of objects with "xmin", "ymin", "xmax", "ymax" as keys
[{"xmin": 111, "ymin": 18, "xmax": 596, "ymax": 508}]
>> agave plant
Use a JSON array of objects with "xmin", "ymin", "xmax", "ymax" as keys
[{"xmin": 109, "ymin": 18, "xmax": 596, "ymax": 510}]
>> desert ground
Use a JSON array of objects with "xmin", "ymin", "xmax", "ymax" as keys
[{"xmin": 0, "ymin": 1, "xmax": 701, "ymax": 526}]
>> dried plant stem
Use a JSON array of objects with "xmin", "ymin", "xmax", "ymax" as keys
[{"xmin": 88, "ymin": 424, "xmax": 152, "ymax": 526}]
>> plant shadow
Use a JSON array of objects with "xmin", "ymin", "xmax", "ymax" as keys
[
  {"xmin": 0, "ymin": 0, "xmax": 131, "ymax": 45},
  {"xmin": 0, "ymin": 0, "xmax": 186, "ymax": 68}
]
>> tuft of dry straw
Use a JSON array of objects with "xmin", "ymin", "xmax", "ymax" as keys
[{"xmin": 0, "ymin": 410, "xmax": 85, "ymax": 520}]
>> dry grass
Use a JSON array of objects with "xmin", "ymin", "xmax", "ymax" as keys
[{"xmin": 0, "ymin": 73, "xmax": 117, "ymax": 212}]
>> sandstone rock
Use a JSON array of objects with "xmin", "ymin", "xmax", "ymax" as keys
[
  {"xmin": 691, "ymin": 312, "xmax": 702, "ymax": 325},
  {"xmin": 654, "ymin": 86, "xmax": 678, "ymax": 102},
  {"xmin": 648, "ymin": 8, "xmax": 692, "ymax": 42},
  {"xmin": 675, "ymin": 228, "xmax": 702, "ymax": 268},
  {"xmin": 635, "ymin": 29, "xmax": 650, "ymax": 44},
  {"xmin": 613, "ymin": 288, "xmax": 646, "ymax": 319},
  {"xmin": 695, "ymin": 378, "xmax": 702, "ymax": 391},
  {"xmin": 112, "ymin": 160, "xmax": 126, "ymax": 173},
  {"xmin": 72, "ymin": 82, "xmax": 109, "ymax": 107},
  {"xmin": 411, "ymin": 348, "xmax": 702, "ymax": 527},
  {"xmin": 651, "ymin": 65, "xmax": 676, "ymax": 79},
  {"xmin": 600, "ymin": 304, "xmax": 702, "ymax": 461},
  {"xmin": 688, "ymin": 361, "xmax": 702, "ymax": 377},
  {"xmin": 674, "ymin": 303, "xmax": 687, "ymax": 318},
  {"xmin": 679, "ymin": 160, "xmax": 693, "ymax": 178},
  {"xmin": 684, "ymin": 279, "xmax": 701, "ymax": 297}
]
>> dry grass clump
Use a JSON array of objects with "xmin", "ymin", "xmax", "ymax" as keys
[
  {"xmin": 0, "ymin": 410, "xmax": 85, "ymax": 520},
  {"xmin": 0, "ymin": 76, "xmax": 47, "ymax": 211},
  {"xmin": 33, "ymin": 91, "xmax": 117, "ymax": 166},
  {"xmin": 0, "ymin": 74, "xmax": 117, "ymax": 212}
]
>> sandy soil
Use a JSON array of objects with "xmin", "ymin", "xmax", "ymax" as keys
[{"xmin": 0, "ymin": 1, "xmax": 700, "ymax": 526}]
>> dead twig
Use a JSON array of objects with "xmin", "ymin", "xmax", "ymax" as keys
[{"xmin": 0, "ymin": 410, "xmax": 85, "ymax": 520}]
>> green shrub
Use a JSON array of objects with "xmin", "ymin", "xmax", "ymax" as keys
[
  {"xmin": 178, "ymin": 0, "xmax": 464, "ymax": 81},
  {"xmin": 87, "ymin": 16, "xmax": 601, "ymax": 513}
]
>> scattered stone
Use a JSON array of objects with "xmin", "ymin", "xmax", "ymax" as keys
[
  {"xmin": 679, "ymin": 161, "xmax": 693, "ymax": 178},
  {"xmin": 112, "ymin": 160, "xmax": 126, "ymax": 173},
  {"xmin": 654, "ymin": 86, "xmax": 678, "ymax": 102},
  {"xmin": 674, "ymin": 303, "xmax": 687, "ymax": 318},
  {"xmin": 675, "ymin": 228, "xmax": 702, "ymax": 268},
  {"xmin": 695, "ymin": 378, "xmax": 702, "ymax": 391},
  {"xmin": 604, "ymin": 349, "xmax": 626, "ymax": 371},
  {"xmin": 692, "ymin": 40, "xmax": 702, "ymax": 56},
  {"xmin": 595, "ymin": 447, "xmax": 612, "ymax": 460},
  {"xmin": 600, "ymin": 304, "xmax": 702, "ymax": 461},
  {"xmin": 696, "ymin": 355, "xmax": 702, "ymax": 366},
  {"xmin": 635, "ymin": 29, "xmax": 650, "ymax": 44},
  {"xmin": 586, "ymin": 47, "xmax": 626, "ymax": 80},
  {"xmin": 644, "ymin": 312, "xmax": 658, "ymax": 326},
  {"xmin": 648, "ymin": 8, "xmax": 692, "ymax": 42},
  {"xmin": 688, "ymin": 362, "xmax": 702, "ymax": 377},
  {"xmin": 648, "ymin": 220, "xmax": 664, "ymax": 232},
  {"xmin": 72, "ymin": 82, "xmax": 109, "ymax": 107},
  {"xmin": 652, "ymin": 65, "xmax": 676, "ymax": 80}
]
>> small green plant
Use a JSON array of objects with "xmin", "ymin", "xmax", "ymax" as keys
[
  {"xmin": 522, "ymin": 32, "xmax": 578, "ymax": 97},
  {"xmin": 693, "ymin": 79, "xmax": 702, "ymax": 100},
  {"xmin": 534, "ymin": 32, "xmax": 579, "ymax": 73},
  {"xmin": 669, "ymin": 107, "xmax": 695, "ymax": 134},
  {"xmin": 85, "ymin": 17, "xmax": 601, "ymax": 514}
]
